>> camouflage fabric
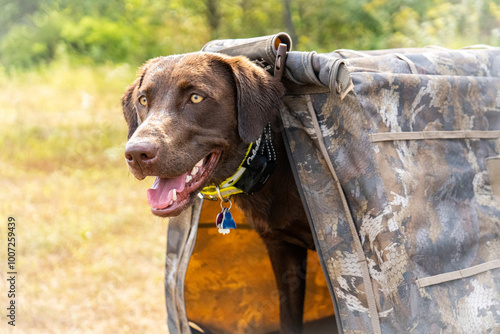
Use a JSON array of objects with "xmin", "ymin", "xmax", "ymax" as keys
[
  {"xmin": 167, "ymin": 35, "xmax": 500, "ymax": 333},
  {"xmin": 280, "ymin": 46, "xmax": 500, "ymax": 333}
]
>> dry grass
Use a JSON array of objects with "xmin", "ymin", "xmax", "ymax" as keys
[{"xmin": 0, "ymin": 63, "xmax": 171, "ymax": 333}]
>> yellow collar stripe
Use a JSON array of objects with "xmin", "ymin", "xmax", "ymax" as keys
[{"xmin": 199, "ymin": 142, "xmax": 253, "ymax": 200}]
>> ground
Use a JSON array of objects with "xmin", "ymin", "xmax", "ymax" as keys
[{"xmin": 0, "ymin": 63, "xmax": 169, "ymax": 333}]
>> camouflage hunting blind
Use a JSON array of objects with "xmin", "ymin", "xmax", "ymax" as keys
[{"xmin": 165, "ymin": 33, "xmax": 500, "ymax": 334}]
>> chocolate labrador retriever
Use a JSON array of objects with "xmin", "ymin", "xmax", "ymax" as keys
[{"xmin": 122, "ymin": 52, "xmax": 315, "ymax": 333}]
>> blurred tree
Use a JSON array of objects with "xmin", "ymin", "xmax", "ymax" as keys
[
  {"xmin": 282, "ymin": 0, "xmax": 297, "ymax": 43},
  {"xmin": 206, "ymin": 0, "xmax": 222, "ymax": 39},
  {"xmin": 0, "ymin": 0, "xmax": 499, "ymax": 70},
  {"xmin": 291, "ymin": 0, "xmax": 384, "ymax": 51},
  {"xmin": 0, "ymin": 0, "xmax": 44, "ymax": 36}
]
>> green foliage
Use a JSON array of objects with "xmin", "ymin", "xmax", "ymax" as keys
[
  {"xmin": 1, "ymin": 0, "xmax": 499, "ymax": 70},
  {"xmin": 362, "ymin": 0, "xmax": 500, "ymax": 48}
]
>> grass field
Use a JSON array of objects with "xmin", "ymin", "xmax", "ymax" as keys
[{"xmin": 0, "ymin": 63, "xmax": 171, "ymax": 333}]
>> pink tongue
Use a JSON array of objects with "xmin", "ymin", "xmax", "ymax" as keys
[{"xmin": 147, "ymin": 174, "xmax": 187, "ymax": 209}]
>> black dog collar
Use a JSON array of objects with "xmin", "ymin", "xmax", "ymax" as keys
[{"xmin": 199, "ymin": 123, "xmax": 277, "ymax": 200}]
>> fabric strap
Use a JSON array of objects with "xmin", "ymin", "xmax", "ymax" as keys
[
  {"xmin": 416, "ymin": 260, "xmax": 500, "ymax": 288},
  {"xmin": 370, "ymin": 130, "xmax": 500, "ymax": 142},
  {"xmin": 305, "ymin": 95, "xmax": 383, "ymax": 334},
  {"xmin": 394, "ymin": 53, "xmax": 419, "ymax": 74},
  {"xmin": 487, "ymin": 156, "xmax": 500, "ymax": 200}
]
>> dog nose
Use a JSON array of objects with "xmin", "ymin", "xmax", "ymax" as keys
[{"xmin": 125, "ymin": 141, "xmax": 158, "ymax": 169}]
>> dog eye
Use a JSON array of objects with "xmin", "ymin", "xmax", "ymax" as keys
[
  {"xmin": 139, "ymin": 96, "xmax": 147, "ymax": 106},
  {"xmin": 190, "ymin": 94, "xmax": 204, "ymax": 104}
]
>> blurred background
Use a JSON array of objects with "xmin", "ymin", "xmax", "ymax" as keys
[{"xmin": 0, "ymin": 0, "xmax": 499, "ymax": 333}]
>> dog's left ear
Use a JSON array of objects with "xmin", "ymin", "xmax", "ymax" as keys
[
  {"xmin": 122, "ymin": 78, "xmax": 140, "ymax": 139},
  {"xmin": 227, "ymin": 56, "xmax": 285, "ymax": 143}
]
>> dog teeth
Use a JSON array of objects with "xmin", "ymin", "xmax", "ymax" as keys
[
  {"xmin": 186, "ymin": 175, "xmax": 193, "ymax": 184},
  {"xmin": 190, "ymin": 159, "xmax": 203, "ymax": 176},
  {"xmin": 151, "ymin": 177, "xmax": 160, "ymax": 189},
  {"xmin": 172, "ymin": 189, "xmax": 177, "ymax": 202}
]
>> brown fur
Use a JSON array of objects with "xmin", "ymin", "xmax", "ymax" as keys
[{"xmin": 122, "ymin": 52, "xmax": 314, "ymax": 333}]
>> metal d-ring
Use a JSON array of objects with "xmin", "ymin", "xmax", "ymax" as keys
[
  {"xmin": 216, "ymin": 186, "xmax": 232, "ymax": 210},
  {"xmin": 220, "ymin": 198, "xmax": 232, "ymax": 211}
]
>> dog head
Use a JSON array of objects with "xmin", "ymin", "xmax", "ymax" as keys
[{"xmin": 122, "ymin": 52, "xmax": 284, "ymax": 217}]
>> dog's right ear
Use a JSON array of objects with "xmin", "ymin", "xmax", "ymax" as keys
[
  {"xmin": 122, "ymin": 57, "xmax": 167, "ymax": 139},
  {"xmin": 121, "ymin": 79, "xmax": 139, "ymax": 139}
]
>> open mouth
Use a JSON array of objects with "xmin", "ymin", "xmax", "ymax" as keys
[{"xmin": 146, "ymin": 151, "xmax": 221, "ymax": 217}]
